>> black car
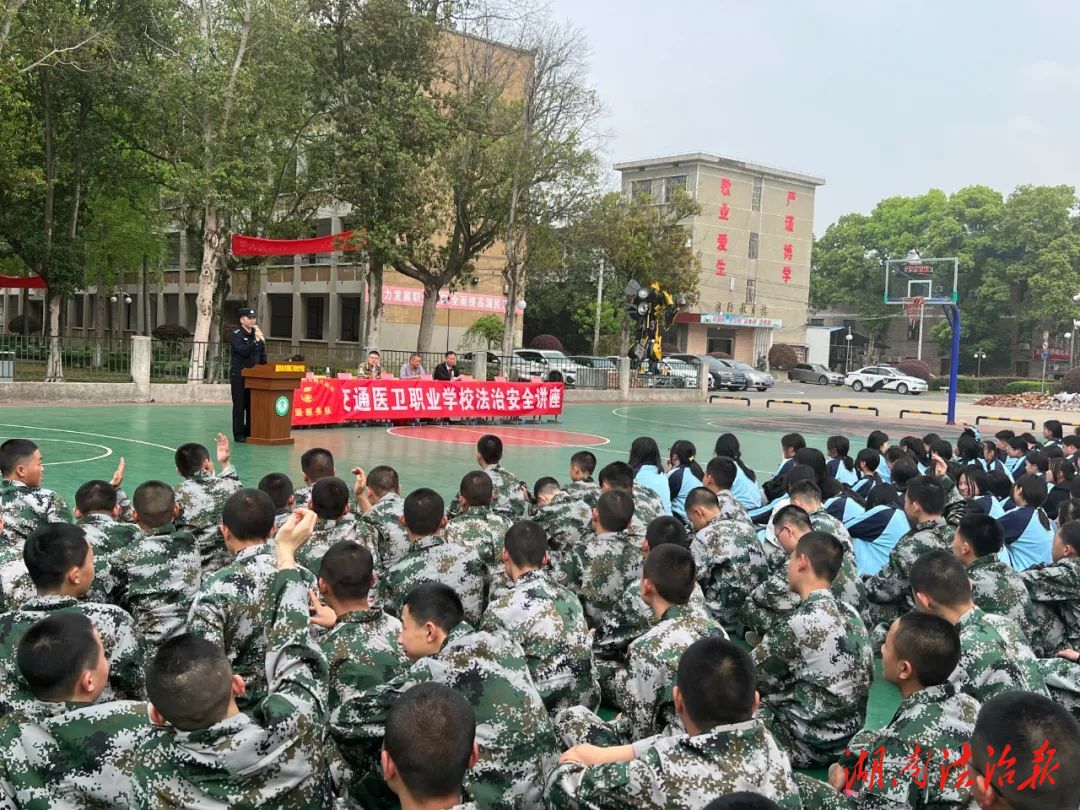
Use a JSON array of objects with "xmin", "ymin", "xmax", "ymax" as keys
[{"xmin": 669, "ymin": 354, "xmax": 745, "ymax": 390}]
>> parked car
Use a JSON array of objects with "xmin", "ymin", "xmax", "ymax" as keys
[
  {"xmin": 511, "ymin": 349, "xmax": 579, "ymax": 387},
  {"xmin": 731, "ymin": 361, "xmax": 774, "ymax": 392},
  {"xmin": 658, "ymin": 358, "xmax": 700, "ymax": 388},
  {"xmin": 844, "ymin": 365, "xmax": 927, "ymax": 395},
  {"xmin": 568, "ymin": 355, "xmax": 618, "ymax": 388},
  {"xmin": 458, "ymin": 351, "xmax": 503, "ymax": 381},
  {"xmin": 669, "ymin": 354, "xmax": 745, "ymax": 391},
  {"xmin": 788, "ymin": 362, "xmax": 845, "ymax": 386}
]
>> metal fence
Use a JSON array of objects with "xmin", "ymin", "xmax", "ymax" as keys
[
  {"xmin": 150, "ymin": 340, "xmax": 231, "ymax": 382},
  {"xmin": 628, "ymin": 360, "xmax": 704, "ymax": 390},
  {"xmin": 0, "ymin": 335, "xmax": 132, "ymax": 382}
]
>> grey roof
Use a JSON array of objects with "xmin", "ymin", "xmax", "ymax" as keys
[{"xmin": 613, "ymin": 152, "xmax": 825, "ymax": 187}]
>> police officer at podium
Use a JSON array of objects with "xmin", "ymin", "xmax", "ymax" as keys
[{"xmin": 229, "ymin": 306, "xmax": 267, "ymax": 443}]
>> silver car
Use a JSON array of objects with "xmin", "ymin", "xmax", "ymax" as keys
[
  {"xmin": 788, "ymin": 362, "xmax": 845, "ymax": 386},
  {"xmin": 732, "ymin": 361, "xmax": 773, "ymax": 391}
]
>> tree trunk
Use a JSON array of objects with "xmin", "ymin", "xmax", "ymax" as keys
[
  {"xmin": 189, "ymin": 205, "xmax": 222, "ymax": 382},
  {"xmin": 365, "ymin": 258, "xmax": 385, "ymax": 349},
  {"xmin": 619, "ymin": 319, "xmax": 631, "ymax": 357},
  {"xmin": 501, "ymin": 263, "xmax": 523, "ymax": 355},
  {"xmin": 416, "ymin": 282, "xmax": 439, "ymax": 353},
  {"xmin": 45, "ymin": 296, "xmax": 62, "ymax": 381}
]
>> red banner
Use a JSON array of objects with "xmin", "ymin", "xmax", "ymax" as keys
[
  {"xmin": 231, "ymin": 231, "xmax": 362, "ymax": 257},
  {"xmin": 0, "ymin": 275, "xmax": 46, "ymax": 289},
  {"xmin": 291, "ymin": 378, "xmax": 564, "ymax": 426}
]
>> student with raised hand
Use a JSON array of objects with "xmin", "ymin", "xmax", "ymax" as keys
[
  {"xmin": 1021, "ymin": 518, "xmax": 1080, "ymax": 655},
  {"xmin": 354, "ymin": 465, "xmax": 410, "ymax": 572},
  {"xmin": 0, "ymin": 439, "xmax": 73, "ymax": 548},
  {"xmin": 300, "ymin": 476, "xmax": 380, "ymax": 574},
  {"xmin": 998, "ymin": 473, "xmax": 1054, "ymax": 570},
  {"xmin": 173, "ymin": 434, "xmax": 242, "ymax": 573},
  {"xmin": 713, "ymin": 433, "xmax": 763, "ymax": 509},
  {"xmin": 133, "ymin": 508, "xmax": 332, "ymax": 808}
]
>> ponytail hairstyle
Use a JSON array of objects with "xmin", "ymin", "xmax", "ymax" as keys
[
  {"xmin": 1013, "ymin": 473, "xmax": 1051, "ymax": 530},
  {"xmin": 827, "ymin": 436, "xmax": 855, "ymax": 472},
  {"xmin": 793, "ymin": 447, "xmax": 827, "ymax": 485},
  {"xmin": 956, "ymin": 431, "xmax": 982, "ymax": 464},
  {"xmin": 669, "ymin": 440, "xmax": 704, "ymax": 481},
  {"xmin": 856, "ymin": 448, "xmax": 881, "ymax": 479},
  {"xmin": 714, "ymin": 433, "xmax": 756, "ymax": 482},
  {"xmin": 820, "ymin": 477, "xmax": 844, "ymax": 500},
  {"xmin": 981, "ymin": 440, "xmax": 999, "ymax": 463},
  {"xmin": 900, "ymin": 436, "xmax": 929, "ymax": 467}
]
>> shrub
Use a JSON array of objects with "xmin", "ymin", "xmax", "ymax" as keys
[
  {"xmin": 8, "ymin": 314, "xmax": 41, "ymax": 335},
  {"xmin": 896, "ymin": 359, "xmax": 932, "ymax": 382},
  {"xmin": 1060, "ymin": 367, "xmax": 1080, "ymax": 394},
  {"xmin": 768, "ymin": 344, "xmax": 798, "ymax": 370},
  {"xmin": 152, "ymin": 323, "xmax": 192, "ymax": 342},
  {"xmin": 529, "ymin": 334, "xmax": 564, "ymax": 352},
  {"xmin": 1005, "ymin": 380, "xmax": 1046, "ymax": 394}
]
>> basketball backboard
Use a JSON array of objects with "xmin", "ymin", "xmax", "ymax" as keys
[{"xmin": 884, "ymin": 254, "xmax": 958, "ymax": 305}]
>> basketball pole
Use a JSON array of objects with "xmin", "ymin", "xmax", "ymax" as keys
[{"xmin": 943, "ymin": 303, "xmax": 960, "ymax": 425}]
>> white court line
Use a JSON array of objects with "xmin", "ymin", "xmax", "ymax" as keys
[
  {"xmin": 386, "ymin": 425, "xmax": 623, "ymax": 454},
  {"xmin": 0, "ymin": 424, "xmax": 176, "ymax": 453},
  {"xmin": 30, "ymin": 439, "xmax": 113, "ymax": 466}
]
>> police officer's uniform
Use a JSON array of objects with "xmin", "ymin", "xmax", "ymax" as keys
[{"xmin": 229, "ymin": 307, "xmax": 267, "ymax": 442}]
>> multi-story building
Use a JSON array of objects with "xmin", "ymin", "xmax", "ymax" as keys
[{"xmin": 614, "ymin": 152, "xmax": 824, "ymax": 366}]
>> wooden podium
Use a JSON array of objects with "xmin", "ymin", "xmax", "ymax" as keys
[{"xmin": 241, "ymin": 362, "xmax": 307, "ymax": 445}]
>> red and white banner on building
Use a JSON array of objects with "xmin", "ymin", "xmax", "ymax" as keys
[
  {"xmin": 292, "ymin": 378, "xmax": 563, "ymax": 426},
  {"xmin": 380, "ymin": 285, "xmax": 525, "ymax": 314}
]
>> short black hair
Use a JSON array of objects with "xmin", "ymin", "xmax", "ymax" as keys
[
  {"xmin": 1064, "ymin": 435, "xmax": 1080, "ymax": 451},
  {"xmin": 597, "ymin": 461, "xmax": 634, "ymax": 491},
  {"xmin": 445, "ymin": 351, "xmax": 456, "ymax": 358},
  {"xmin": 643, "ymin": 544, "xmax": 696, "ymax": 603},
  {"xmin": 147, "ymin": 634, "xmax": 234, "ymax": 730},
  {"xmin": 0, "ymin": 439, "xmax": 38, "ymax": 476},
  {"xmin": 174, "ymin": 443, "xmax": 209, "ymax": 477},
  {"xmin": 957, "ymin": 512, "xmax": 1004, "ymax": 557},
  {"xmin": 132, "ymin": 480, "xmax": 176, "ymax": 528},
  {"xmin": 856, "ymin": 448, "xmax": 880, "ymax": 472},
  {"xmin": 1008, "ymin": 436, "xmax": 1030, "ymax": 453},
  {"xmin": 1059, "ymin": 499, "xmax": 1080, "ymax": 526},
  {"xmin": 890, "ymin": 457, "xmax": 921, "ymax": 490},
  {"xmin": 1014, "ymin": 473, "xmax": 1049, "ymax": 508},
  {"xmin": 368, "ymin": 350, "xmax": 381, "ymax": 358},
  {"xmin": 570, "ymin": 451, "xmax": 596, "ymax": 476},
  {"xmin": 1058, "ymin": 520, "xmax": 1080, "ymax": 555},
  {"xmin": 676, "ymin": 637, "xmax": 757, "ymax": 728},
  {"xmin": 781, "ymin": 433, "xmax": 805, "ymax": 452},
  {"xmin": 476, "ymin": 434, "xmax": 503, "ymax": 465},
  {"xmin": 258, "ymin": 473, "xmax": 294, "ymax": 509},
  {"xmin": 319, "ymin": 541, "xmax": 374, "ymax": 600},
  {"xmin": 867, "ymin": 430, "xmax": 889, "ymax": 451},
  {"xmin": 705, "ymin": 456, "xmax": 737, "ymax": 490},
  {"xmin": 772, "ymin": 504, "xmax": 812, "ymax": 533},
  {"xmin": 684, "ymin": 486, "xmax": 719, "ymax": 514},
  {"xmin": 595, "ymin": 489, "xmax": 633, "ymax": 532},
  {"xmin": 910, "ymin": 549, "xmax": 971, "ymax": 607},
  {"xmin": 793, "ymin": 531, "xmax": 843, "ymax": 582},
  {"xmin": 300, "ymin": 447, "xmax": 335, "ymax": 480},
  {"xmin": 532, "ymin": 477, "xmax": 560, "ymax": 500},
  {"xmin": 906, "ymin": 475, "xmax": 945, "ymax": 515},
  {"xmin": 24, "ymin": 523, "xmax": 89, "ymax": 590},
  {"xmin": 459, "ymin": 471, "xmax": 493, "ymax": 507},
  {"xmin": 994, "ymin": 429, "xmax": 1015, "ymax": 442},
  {"xmin": 403, "ymin": 488, "xmax": 444, "ymax": 536},
  {"xmin": 402, "ymin": 582, "xmax": 463, "ymax": 633},
  {"xmin": 503, "ymin": 520, "xmax": 546, "ymax": 568},
  {"xmin": 1045, "ymin": 419, "xmax": 1064, "ymax": 440},
  {"xmin": 367, "ymin": 465, "xmax": 400, "ymax": 496},
  {"xmin": 892, "ymin": 611, "xmax": 961, "ymax": 687},
  {"xmin": 972, "ymin": 693, "xmax": 1080, "ymax": 809},
  {"xmin": 311, "ymin": 477, "xmax": 350, "ymax": 520},
  {"xmin": 17, "ymin": 613, "xmax": 100, "ymax": 701},
  {"xmin": 1025, "ymin": 451, "xmax": 1050, "ymax": 474},
  {"xmin": 221, "ymin": 489, "xmax": 276, "ymax": 541},
  {"xmin": 75, "ymin": 480, "xmax": 117, "ymax": 514},
  {"xmin": 384, "ymin": 683, "xmax": 475, "ymax": 801},
  {"xmin": 787, "ymin": 479, "xmax": 821, "ymax": 504},
  {"xmin": 703, "ymin": 795, "xmax": 782, "ymax": 810},
  {"xmin": 645, "ymin": 516, "xmax": 689, "ymax": 550}
]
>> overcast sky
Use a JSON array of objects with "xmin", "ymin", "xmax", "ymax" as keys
[{"xmin": 546, "ymin": 0, "xmax": 1080, "ymax": 233}]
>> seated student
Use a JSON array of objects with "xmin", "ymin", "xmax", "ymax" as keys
[
  {"xmin": 958, "ymin": 465, "xmax": 1006, "ymax": 518},
  {"xmin": 335, "ymin": 582, "xmax": 558, "ymax": 810},
  {"xmin": 843, "ymin": 483, "xmax": 911, "ymax": 576},
  {"xmin": 969, "ymin": 692, "xmax": 1080, "ymax": 810},
  {"xmin": 752, "ymin": 531, "xmax": 873, "ymax": 768},
  {"xmin": 0, "ymin": 613, "xmax": 159, "ymax": 806},
  {"xmin": 666, "ymin": 440, "xmax": 704, "ymax": 524},
  {"xmin": 787, "ymin": 480, "xmax": 866, "ymax": 615},
  {"xmin": 1046, "ymin": 458, "xmax": 1076, "ymax": 518},
  {"xmin": 851, "ymin": 448, "xmax": 882, "ymax": 497},
  {"xmin": 713, "ymin": 433, "xmax": 764, "ymax": 510},
  {"xmin": 762, "ymin": 433, "xmax": 805, "ymax": 502},
  {"xmin": 187, "ymin": 489, "xmax": 316, "ymax": 710},
  {"xmin": 594, "ymin": 460, "xmax": 665, "ymax": 535},
  {"xmin": 173, "ymin": 435, "xmax": 243, "ymax": 573},
  {"xmin": 301, "ymin": 476, "xmax": 379, "ymax": 574},
  {"xmin": 531, "ymin": 477, "xmax": 593, "ymax": 579},
  {"xmin": 685, "ymin": 487, "xmax": 767, "ymax": 635},
  {"xmin": 292, "ymin": 447, "xmax": 336, "ymax": 510},
  {"xmin": 953, "ymin": 512, "xmax": 1039, "ymax": 648},
  {"xmin": 547, "ymin": 637, "xmax": 801, "ymax": 810},
  {"xmin": 1044, "ymin": 418, "xmax": 1065, "ymax": 447},
  {"xmin": 993, "ymin": 429, "xmax": 1014, "ymax": 455},
  {"xmin": 1003, "ymin": 436, "xmax": 1029, "ymax": 478},
  {"xmin": 999, "ymin": 473, "xmax": 1054, "ymax": 570},
  {"xmin": 826, "ymin": 435, "xmax": 859, "ymax": 486},
  {"xmin": 701, "ymin": 457, "xmax": 754, "ymax": 525},
  {"xmin": 979, "ymin": 438, "xmax": 1013, "ymax": 481},
  {"xmin": 799, "ymin": 611, "xmax": 979, "ymax": 809},
  {"xmin": 0, "ymin": 439, "xmax": 73, "ymax": 548},
  {"xmin": 482, "ymin": 520, "xmax": 598, "ymax": 714},
  {"xmin": 863, "ymin": 475, "xmax": 953, "ymax": 643},
  {"xmin": 355, "ymin": 465, "xmax": 410, "ymax": 572},
  {"xmin": 561, "ymin": 450, "xmax": 600, "ymax": 506},
  {"xmin": 1021, "ymin": 518, "xmax": 1080, "ymax": 655},
  {"xmin": 0, "ymin": 523, "xmax": 143, "ymax": 714},
  {"xmin": 444, "ymin": 470, "xmax": 513, "ymax": 591},
  {"xmin": 110, "ymin": 480, "xmax": 201, "ymax": 658},
  {"xmin": 257, "ymin": 472, "xmax": 294, "ymax": 529},
  {"xmin": 1024, "ymin": 449, "xmax": 1050, "ymax": 480},
  {"xmin": 867, "ymin": 429, "xmax": 891, "ymax": 484},
  {"xmin": 381, "ymin": 683, "xmax": 479, "ymax": 810},
  {"xmin": 135, "ymin": 510, "xmax": 332, "ymax": 807},
  {"xmin": 628, "ymin": 437, "xmax": 673, "ymax": 517},
  {"xmin": 1064, "ymin": 434, "xmax": 1080, "ymax": 463},
  {"xmin": 74, "ymin": 478, "xmax": 140, "ymax": 558},
  {"xmin": 473, "ymin": 434, "xmax": 529, "ymax": 517},
  {"xmin": 909, "ymin": 549, "xmax": 1047, "ymax": 702},
  {"xmin": 382, "ymin": 488, "xmax": 485, "ymax": 627}
]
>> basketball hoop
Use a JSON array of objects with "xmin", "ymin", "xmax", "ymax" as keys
[{"xmin": 903, "ymin": 296, "xmax": 925, "ymax": 329}]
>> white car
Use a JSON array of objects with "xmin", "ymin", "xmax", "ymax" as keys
[
  {"xmin": 845, "ymin": 365, "xmax": 927, "ymax": 395},
  {"xmin": 657, "ymin": 358, "xmax": 699, "ymax": 387},
  {"xmin": 511, "ymin": 349, "xmax": 579, "ymax": 387}
]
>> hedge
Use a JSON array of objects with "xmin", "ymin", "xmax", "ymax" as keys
[{"xmin": 1004, "ymin": 380, "xmax": 1046, "ymax": 394}]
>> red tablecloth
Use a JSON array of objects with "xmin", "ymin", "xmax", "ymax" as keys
[{"xmin": 291, "ymin": 378, "xmax": 565, "ymax": 426}]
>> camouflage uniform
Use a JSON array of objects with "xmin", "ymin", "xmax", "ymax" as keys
[
  {"xmin": 0, "ymin": 480, "xmax": 73, "ymax": 550},
  {"xmin": 360, "ymin": 492, "xmax": 410, "ymax": 573},
  {"xmin": 752, "ymin": 589, "xmax": 874, "ymax": 768},
  {"xmin": 187, "ymin": 543, "xmax": 316, "ymax": 710},
  {"xmin": 174, "ymin": 466, "xmax": 243, "ymax": 573},
  {"xmin": 1021, "ymin": 556, "xmax": 1080, "ymax": 654},
  {"xmin": 110, "ymin": 523, "xmax": 202, "ymax": 656},
  {"xmin": 483, "ymin": 463, "xmax": 530, "ymax": 518},
  {"xmin": 863, "ymin": 518, "xmax": 952, "ymax": 643},
  {"xmin": 0, "ymin": 596, "xmax": 145, "ymax": 713},
  {"xmin": 1039, "ymin": 656, "xmax": 1080, "ymax": 722},
  {"xmin": 715, "ymin": 488, "xmax": 752, "ymax": 524},
  {"xmin": 532, "ymin": 498, "xmax": 592, "ymax": 579},
  {"xmin": 481, "ymin": 569, "xmax": 599, "ymax": 714},
  {"xmin": 443, "ymin": 505, "xmax": 513, "ymax": 595},
  {"xmin": 0, "ymin": 699, "xmax": 159, "ymax": 807},
  {"xmin": 292, "ymin": 484, "xmax": 313, "ymax": 511},
  {"xmin": 78, "ymin": 511, "xmax": 141, "ymax": 559},
  {"xmin": 332, "ymin": 622, "xmax": 559, "ymax": 810},
  {"xmin": 133, "ymin": 569, "xmax": 332, "ymax": 809},
  {"xmin": 967, "ymin": 553, "xmax": 1041, "ymax": 651},
  {"xmin": 382, "ymin": 535, "xmax": 486, "ymax": 627},
  {"xmin": 953, "ymin": 605, "xmax": 1048, "ymax": 702},
  {"xmin": 297, "ymin": 512, "xmax": 380, "ymax": 575},
  {"xmin": 547, "ymin": 718, "xmax": 803, "ymax": 810},
  {"xmin": 560, "ymin": 478, "xmax": 600, "ymax": 508},
  {"xmin": 691, "ymin": 514, "xmax": 768, "ymax": 634},
  {"xmin": 942, "ymin": 474, "xmax": 966, "ymax": 527},
  {"xmin": 632, "ymin": 483, "xmax": 665, "ymax": 527},
  {"xmin": 0, "ymin": 543, "xmax": 34, "ymax": 612},
  {"xmin": 741, "ymin": 558, "xmax": 865, "ymax": 638},
  {"xmin": 796, "ymin": 679, "xmax": 979, "ymax": 809}
]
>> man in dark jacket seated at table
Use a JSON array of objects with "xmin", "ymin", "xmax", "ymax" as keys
[{"xmin": 433, "ymin": 351, "xmax": 462, "ymax": 381}]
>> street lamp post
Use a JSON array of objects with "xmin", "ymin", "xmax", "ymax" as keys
[
  {"xmin": 439, "ymin": 290, "xmax": 451, "ymax": 352},
  {"xmin": 973, "ymin": 350, "xmax": 986, "ymax": 378},
  {"xmin": 845, "ymin": 328, "xmax": 854, "ymax": 374}
]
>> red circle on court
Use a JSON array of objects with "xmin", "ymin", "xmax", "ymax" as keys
[{"xmin": 387, "ymin": 425, "xmax": 608, "ymax": 447}]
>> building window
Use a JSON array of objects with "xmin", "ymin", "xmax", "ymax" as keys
[
  {"xmin": 809, "ymin": 318, "xmax": 825, "ymax": 326},
  {"xmin": 74, "ymin": 296, "xmax": 85, "ymax": 327},
  {"xmin": 309, "ymin": 218, "xmax": 333, "ymax": 265},
  {"xmin": 269, "ymin": 293, "xmax": 293, "ymax": 339},
  {"xmin": 748, "ymin": 232, "xmax": 759, "ymax": 259},
  {"xmin": 165, "ymin": 233, "xmax": 181, "ymax": 268},
  {"xmin": 340, "ymin": 296, "xmax": 361, "ymax": 342},
  {"xmin": 745, "ymin": 279, "xmax": 756, "ymax": 304},
  {"xmin": 751, "ymin": 177, "xmax": 763, "ymax": 211},
  {"xmin": 706, "ymin": 327, "xmax": 736, "ymax": 356},
  {"xmin": 631, "ymin": 179, "xmax": 653, "ymax": 199},
  {"xmin": 164, "ymin": 294, "xmax": 179, "ymax": 324},
  {"xmin": 305, "ymin": 295, "xmax": 326, "ymax": 340},
  {"xmin": 664, "ymin": 175, "xmax": 687, "ymax": 202}
]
